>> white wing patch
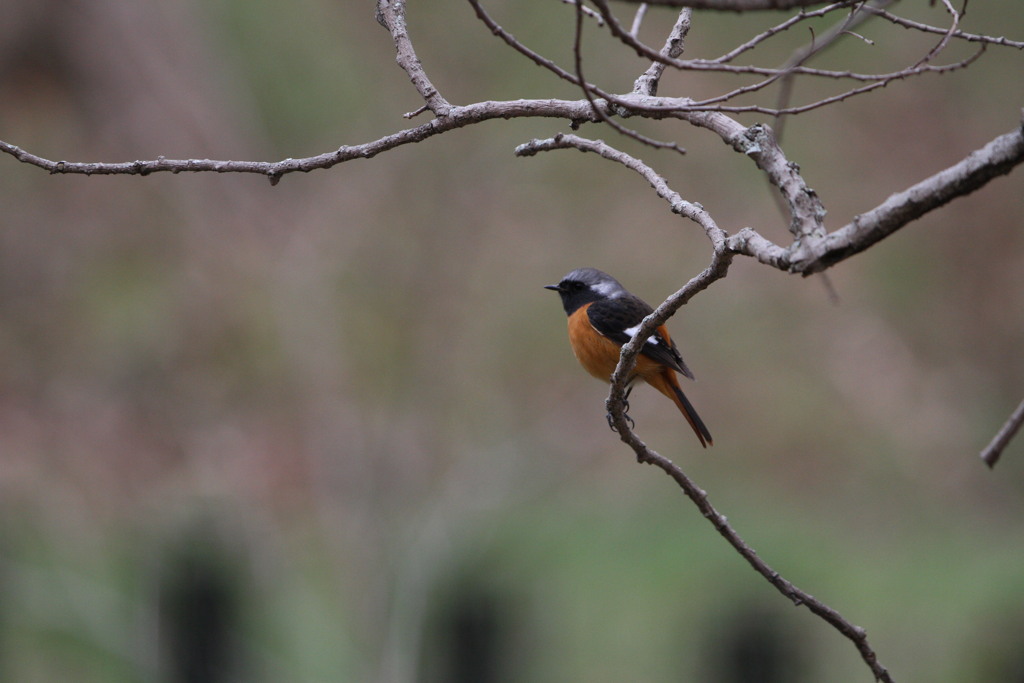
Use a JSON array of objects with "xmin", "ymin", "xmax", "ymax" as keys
[
  {"xmin": 623, "ymin": 324, "xmax": 659, "ymax": 345},
  {"xmin": 591, "ymin": 281, "xmax": 624, "ymax": 298}
]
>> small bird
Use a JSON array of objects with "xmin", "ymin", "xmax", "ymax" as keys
[{"xmin": 545, "ymin": 268, "xmax": 712, "ymax": 447}]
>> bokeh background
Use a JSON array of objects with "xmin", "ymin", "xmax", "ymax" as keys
[{"xmin": 1, "ymin": 2, "xmax": 1023, "ymax": 681}]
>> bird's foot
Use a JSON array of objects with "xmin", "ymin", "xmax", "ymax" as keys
[{"xmin": 606, "ymin": 398, "xmax": 635, "ymax": 432}]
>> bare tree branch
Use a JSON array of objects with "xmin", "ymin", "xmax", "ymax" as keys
[
  {"xmin": 980, "ymin": 398, "xmax": 1024, "ymax": 469},
  {"xmin": 594, "ymin": 0, "xmax": 963, "ymax": 94},
  {"xmin": 788, "ymin": 116, "xmax": 1024, "ymax": 274},
  {"xmin": 629, "ymin": 3, "xmax": 650, "ymax": 37},
  {"xmin": 559, "ymin": 0, "xmax": 605, "ymax": 24},
  {"xmin": 771, "ymin": 0, "xmax": 899, "ymax": 139},
  {"xmin": 376, "ymin": 0, "xmax": 452, "ymax": 116},
  {"xmin": 613, "ymin": 408, "xmax": 895, "ymax": 682},
  {"xmin": 516, "ymin": 133, "xmax": 720, "ymax": 241},
  {"xmin": 468, "ymin": 0, "xmax": 583, "ymax": 86},
  {"xmin": 632, "ymin": 8, "xmax": 693, "ymax": 97},
  {"xmin": 0, "ymin": 99, "xmax": 604, "ymax": 182},
  {"xmin": 617, "ymin": 0, "xmax": 848, "ymax": 9},
  {"xmin": 10, "ymin": 103, "xmax": 1014, "ymax": 288},
  {"xmin": 861, "ymin": 5, "xmax": 1024, "ymax": 49},
  {"xmin": 724, "ymin": 116, "xmax": 1024, "ymax": 275},
  {"xmin": 636, "ymin": 441, "xmax": 896, "ymax": 680},
  {"xmin": 570, "ymin": 1, "xmax": 688, "ymax": 154}
]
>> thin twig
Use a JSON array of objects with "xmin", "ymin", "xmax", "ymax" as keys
[
  {"xmin": 597, "ymin": 0, "xmax": 903, "ymax": 83},
  {"xmin": 616, "ymin": 0, "xmax": 855, "ymax": 9},
  {"xmin": 0, "ymin": 99, "xmax": 605, "ymax": 181},
  {"xmin": 710, "ymin": 1, "xmax": 856, "ymax": 63},
  {"xmin": 376, "ymin": 0, "xmax": 452, "ymax": 116},
  {"xmin": 860, "ymin": 6, "xmax": 1024, "ymax": 49},
  {"xmin": 570, "ymin": 1, "xmax": 687, "ymax": 154},
  {"xmin": 629, "ymin": 3, "xmax": 649, "ymax": 37},
  {"xmin": 468, "ymin": 0, "xmax": 582, "ymax": 85},
  {"xmin": 615, "ymin": 48, "xmax": 984, "ymax": 113},
  {"xmin": 773, "ymin": 0, "xmax": 899, "ymax": 140},
  {"xmin": 980, "ymin": 398, "xmax": 1024, "ymax": 468},
  {"xmin": 633, "ymin": 7, "xmax": 693, "ymax": 96},
  {"xmin": 560, "ymin": 0, "xmax": 605, "ymax": 24},
  {"xmin": 517, "ymin": 134, "xmax": 715, "ymax": 238}
]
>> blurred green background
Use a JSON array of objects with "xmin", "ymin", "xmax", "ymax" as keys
[{"xmin": 1, "ymin": 1, "xmax": 1023, "ymax": 681}]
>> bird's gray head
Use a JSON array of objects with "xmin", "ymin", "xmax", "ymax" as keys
[{"xmin": 544, "ymin": 268, "xmax": 627, "ymax": 315}]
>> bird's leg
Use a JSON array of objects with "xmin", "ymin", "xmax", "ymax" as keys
[{"xmin": 606, "ymin": 385, "xmax": 636, "ymax": 432}]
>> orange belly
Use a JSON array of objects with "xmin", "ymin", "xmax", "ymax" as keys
[{"xmin": 567, "ymin": 303, "xmax": 665, "ymax": 384}]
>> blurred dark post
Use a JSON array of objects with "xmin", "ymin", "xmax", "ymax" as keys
[
  {"xmin": 424, "ymin": 581, "xmax": 510, "ymax": 683},
  {"xmin": 704, "ymin": 605, "xmax": 804, "ymax": 683},
  {"xmin": 157, "ymin": 528, "xmax": 242, "ymax": 683}
]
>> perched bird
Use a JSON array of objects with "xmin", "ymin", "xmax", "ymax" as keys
[{"xmin": 545, "ymin": 268, "xmax": 712, "ymax": 447}]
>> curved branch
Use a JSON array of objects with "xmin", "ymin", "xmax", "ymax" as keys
[
  {"xmin": 517, "ymin": 133, "xmax": 721, "ymax": 242},
  {"xmin": 0, "ymin": 99, "xmax": 606, "ymax": 182}
]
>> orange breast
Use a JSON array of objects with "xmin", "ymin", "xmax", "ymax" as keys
[
  {"xmin": 567, "ymin": 304, "xmax": 668, "ymax": 384},
  {"xmin": 568, "ymin": 305, "xmax": 621, "ymax": 381}
]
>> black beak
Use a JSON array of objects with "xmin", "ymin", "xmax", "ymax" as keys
[{"xmin": 544, "ymin": 284, "xmax": 561, "ymax": 292}]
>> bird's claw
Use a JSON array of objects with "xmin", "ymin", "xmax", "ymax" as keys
[{"xmin": 606, "ymin": 398, "xmax": 635, "ymax": 432}]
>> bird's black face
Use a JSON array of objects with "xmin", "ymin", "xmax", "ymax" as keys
[
  {"xmin": 545, "ymin": 268, "xmax": 623, "ymax": 316},
  {"xmin": 545, "ymin": 278, "xmax": 589, "ymax": 315}
]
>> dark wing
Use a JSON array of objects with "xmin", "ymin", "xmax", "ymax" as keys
[{"xmin": 586, "ymin": 295, "xmax": 695, "ymax": 379}]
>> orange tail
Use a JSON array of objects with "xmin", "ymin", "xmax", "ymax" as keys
[{"xmin": 645, "ymin": 369, "xmax": 713, "ymax": 448}]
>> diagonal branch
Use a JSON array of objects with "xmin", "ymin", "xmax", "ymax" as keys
[
  {"xmin": 467, "ymin": 0, "xmax": 582, "ymax": 86},
  {"xmin": 724, "ymin": 115, "xmax": 1024, "ymax": 276},
  {"xmin": 980, "ymin": 398, "xmax": 1024, "ymax": 469},
  {"xmin": 789, "ymin": 116, "xmax": 1024, "ymax": 274},
  {"xmin": 620, "ymin": 431, "xmax": 896, "ymax": 682},
  {"xmin": 376, "ymin": 0, "xmax": 452, "ymax": 116},
  {"xmin": 632, "ymin": 7, "xmax": 693, "ymax": 97},
  {"xmin": 516, "ymin": 133, "xmax": 722, "ymax": 243},
  {"xmin": 604, "ymin": 246, "xmax": 893, "ymax": 683}
]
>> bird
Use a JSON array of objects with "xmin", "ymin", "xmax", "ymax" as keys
[{"xmin": 545, "ymin": 267, "xmax": 712, "ymax": 447}]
